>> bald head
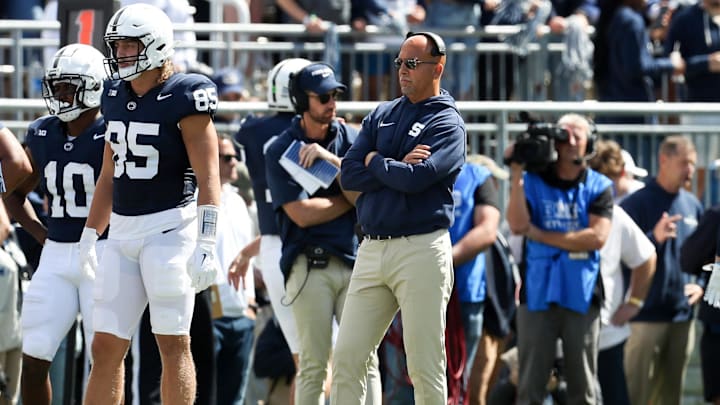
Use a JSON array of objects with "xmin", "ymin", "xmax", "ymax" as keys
[
  {"xmin": 403, "ymin": 33, "xmax": 447, "ymax": 65},
  {"xmin": 398, "ymin": 33, "xmax": 446, "ymax": 103}
]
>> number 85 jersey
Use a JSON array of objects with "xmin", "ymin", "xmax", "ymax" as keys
[{"xmin": 101, "ymin": 72, "xmax": 218, "ymax": 216}]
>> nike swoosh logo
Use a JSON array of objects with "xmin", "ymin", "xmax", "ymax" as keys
[
  {"xmin": 93, "ymin": 133, "xmax": 105, "ymax": 140},
  {"xmin": 379, "ymin": 121, "xmax": 395, "ymax": 128},
  {"xmin": 156, "ymin": 93, "xmax": 173, "ymax": 101}
]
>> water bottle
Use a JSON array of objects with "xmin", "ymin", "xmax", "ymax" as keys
[{"xmin": 27, "ymin": 60, "xmax": 44, "ymax": 99}]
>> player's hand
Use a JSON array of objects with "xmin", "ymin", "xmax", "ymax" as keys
[
  {"xmin": 188, "ymin": 205, "xmax": 220, "ymax": 292},
  {"xmin": 188, "ymin": 240, "xmax": 218, "ymax": 291},
  {"xmin": 704, "ymin": 264, "xmax": 720, "ymax": 308},
  {"xmin": 78, "ymin": 227, "xmax": 99, "ymax": 280}
]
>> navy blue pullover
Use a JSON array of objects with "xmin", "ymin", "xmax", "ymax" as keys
[
  {"xmin": 599, "ymin": 6, "xmax": 675, "ymax": 102},
  {"xmin": 620, "ymin": 178, "xmax": 703, "ymax": 322},
  {"xmin": 664, "ymin": 4, "xmax": 720, "ymax": 102},
  {"xmin": 266, "ymin": 117, "xmax": 358, "ymax": 275},
  {"xmin": 341, "ymin": 90, "xmax": 466, "ymax": 237}
]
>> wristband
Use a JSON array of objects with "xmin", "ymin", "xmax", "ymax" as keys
[
  {"xmin": 627, "ymin": 296, "xmax": 644, "ymax": 308},
  {"xmin": 197, "ymin": 205, "xmax": 219, "ymax": 242}
]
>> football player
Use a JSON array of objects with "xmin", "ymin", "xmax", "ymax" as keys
[
  {"xmin": 7, "ymin": 43, "xmax": 107, "ymax": 405},
  {"xmin": 80, "ymin": 4, "xmax": 222, "ymax": 405}
]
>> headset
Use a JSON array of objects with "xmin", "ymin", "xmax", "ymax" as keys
[
  {"xmin": 288, "ymin": 62, "xmax": 336, "ymax": 114},
  {"xmin": 405, "ymin": 31, "xmax": 447, "ymax": 57},
  {"xmin": 585, "ymin": 116, "xmax": 598, "ymax": 157}
]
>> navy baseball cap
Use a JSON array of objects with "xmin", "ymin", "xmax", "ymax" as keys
[
  {"xmin": 212, "ymin": 68, "xmax": 245, "ymax": 97},
  {"xmin": 297, "ymin": 63, "xmax": 347, "ymax": 95}
]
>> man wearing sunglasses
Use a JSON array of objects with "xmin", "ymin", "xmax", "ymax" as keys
[
  {"xmin": 332, "ymin": 32, "xmax": 466, "ymax": 404},
  {"xmin": 265, "ymin": 62, "xmax": 381, "ymax": 404}
]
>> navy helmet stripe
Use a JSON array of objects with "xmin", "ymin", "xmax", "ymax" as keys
[
  {"xmin": 52, "ymin": 46, "xmax": 69, "ymax": 69},
  {"xmin": 109, "ymin": 7, "xmax": 127, "ymax": 33},
  {"xmin": 270, "ymin": 59, "xmax": 292, "ymax": 104}
]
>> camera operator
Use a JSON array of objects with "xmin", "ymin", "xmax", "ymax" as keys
[{"xmin": 506, "ymin": 113, "xmax": 614, "ymax": 404}]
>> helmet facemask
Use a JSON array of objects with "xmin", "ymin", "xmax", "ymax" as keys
[
  {"xmin": 104, "ymin": 36, "xmax": 158, "ymax": 81},
  {"xmin": 43, "ymin": 43, "xmax": 105, "ymax": 122},
  {"xmin": 104, "ymin": 4, "xmax": 175, "ymax": 82}
]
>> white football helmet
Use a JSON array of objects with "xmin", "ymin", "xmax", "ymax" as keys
[
  {"xmin": 42, "ymin": 44, "xmax": 106, "ymax": 122},
  {"xmin": 266, "ymin": 58, "xmax": 312, "ymax": 112},
  {"xmin": 104, "ymin": 3, "xmax": 175, "ymax": 81}
]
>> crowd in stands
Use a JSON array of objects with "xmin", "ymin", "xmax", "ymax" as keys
[{"xmin": 2, "ymin": 0, "xmax": 719, "ymax": 107}]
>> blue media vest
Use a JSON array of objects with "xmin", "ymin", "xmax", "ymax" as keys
[
  {"xmin": 449, "ymin": 163, "xmax": 492, "ymax": 303},
  {"xmin": 523, "ymin": 169, "xmax": 612, "ymax": 314}
]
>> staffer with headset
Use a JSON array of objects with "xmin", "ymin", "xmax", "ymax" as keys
[
  {"xmin": 264, "ymin": 62, "xmax": 381, "ymax": 404},
  {"xmin": 331, "ymin": 31, "xmax": 466, "ymax": 405},
  {"xmin": 505, "ymin": 113, "xmax": 614, "ymax": 404}
]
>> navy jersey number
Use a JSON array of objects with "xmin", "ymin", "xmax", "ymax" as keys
[
  {"xmin": 44, "ymin": 161, "xmax": 96, "ymax": 218},
  {"xmin": 193, "ymin": 88, "xmax": 218, "ymax": 112},
  {"xmin": 106, "ymin": 121, "xmax": 160, "ymax": 179}
]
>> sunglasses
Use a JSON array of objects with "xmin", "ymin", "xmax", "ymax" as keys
[
  {"xmin": 219, "ymin": 154, "xmax": 239, "ymax": 163},
  {"xmin": 393, "ymin": 57, "xmax": 438, "ymax": 70},
  {"xmin": 309, "ymin": 91, "xmax": 340, "ymax": 104}
]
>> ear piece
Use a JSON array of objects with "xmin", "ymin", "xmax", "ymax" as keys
[
  {"xmin": 405, "ymin": 31, "xmax": 446, "ymax": 57},
  {"xmin": 288, "ymin": 68, "xmax": 308, "ymax": 114},
  {"xmin": 287, "ymin": 62, "xmax": 338, "ymax": 114},
  {"xmin": 586, "ymin": 117, "xmax": 598, "ymax": 156}
]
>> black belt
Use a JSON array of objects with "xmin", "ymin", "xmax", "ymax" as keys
[{"xmin": 363, "ymin": 234, "xmax": 395, "ymax": 241}]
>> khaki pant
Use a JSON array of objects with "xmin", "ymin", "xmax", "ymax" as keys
[
  {"xmin": 624, "ymin": 321, "xmax": 695, "ymax": 405},
  {"xmin": 286, "ymin": 254, "xmax": 381, "ymax": 405},
  {"xmin": 331, "ymin": 229, "xmax": 454, "ymax": 405}
]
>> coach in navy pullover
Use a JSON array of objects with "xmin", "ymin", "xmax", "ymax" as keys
[
  {"xmin": 340, "ymin": 91, "xmax": 466, "ymax": 237},
  {"xmin": 332, "ymin": 32, "xmax": 465, "ymax": 405}
]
